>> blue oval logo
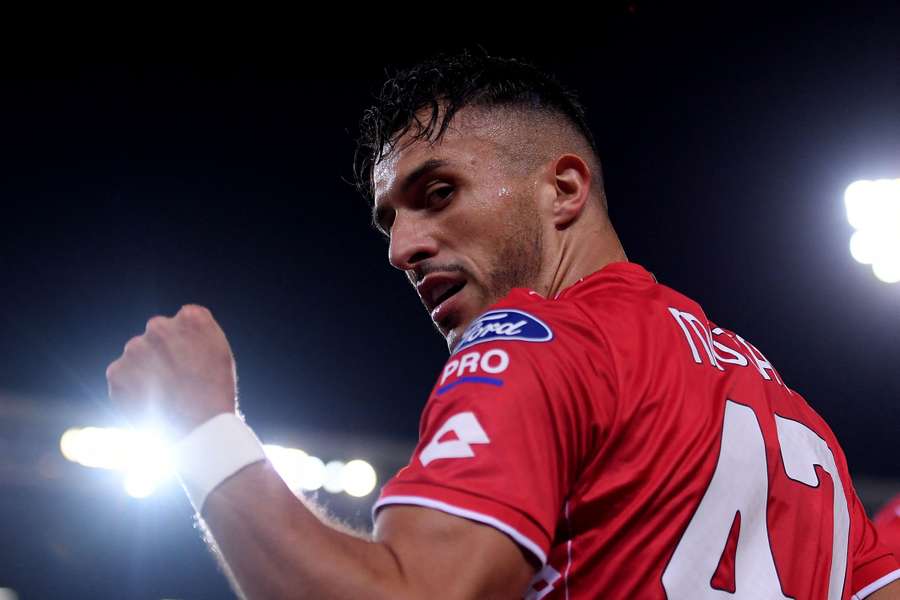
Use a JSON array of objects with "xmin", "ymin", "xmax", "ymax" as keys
[{"xmin": 454, "ymin": 309, "xmax": 553, "ymax": 353}]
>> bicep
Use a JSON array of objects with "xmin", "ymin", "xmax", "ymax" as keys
[{"xmin": 374, "ymin": 504, "xmax": 537, "ymax": 600}]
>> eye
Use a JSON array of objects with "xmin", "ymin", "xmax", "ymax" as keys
[{"xmin": 426, "ymin": 185, "xmax": 454, "ymax": 207}]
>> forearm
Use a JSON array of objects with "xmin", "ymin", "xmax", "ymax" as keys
[
  {"xmin": 200, "ymin": 460, "xmax": 407, "ymax": 600},
  {"xmin": 106, "ymin": 307, "xmax": 531, "ymax": 599}
]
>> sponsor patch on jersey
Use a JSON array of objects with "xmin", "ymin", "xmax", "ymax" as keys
[
  {"xmin": 454, "ymin": 309, "xmax": 553, "ymax": 353},
  {"xmin": 437, "ymin": 348, "xmax": 510, "ymax": 395}
]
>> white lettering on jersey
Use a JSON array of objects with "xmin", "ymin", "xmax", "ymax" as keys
[
  {"xmin": 669, "ymin": 308, "xmax": 785, "ymax": 388},
  {"xmin": 735, "ymin": 334, "xmax": 784, "ymax": 386},
  {"xmin": 524, "ymin": 564, "xmax": 561, "ymax": 600},
  {"xmin": 668, "ymin": 308, "xmax": 724, "ymax": 371},
  {"xmin": 419, "ymin": 412, "xmax": 490, "ymax": 467},
  {"xmin": 458, "ymin": 351, "xmax": 480, "ymax": 376},
  {"xmin": 441, "ymin": 359, "xmax": 460, "ymax": 385},
  {"xmin": 711, "ymin": 327, "xmax": 749, "ymax": 367},
  {"xmin": 480, "ymin": 349, "xmax": 509, "ymax": 373},
  {"xmin": 439, "ymin": 349, "xmax": 510, "ymax": 385}
]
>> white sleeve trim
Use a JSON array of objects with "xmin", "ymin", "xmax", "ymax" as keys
[
  {"xmin": 852, "ymin": 568, "xmax": 900, "ymax": 600},
  {"xmin": 373, "ymin": 494, "xmax": 548, "ymax": 565}
]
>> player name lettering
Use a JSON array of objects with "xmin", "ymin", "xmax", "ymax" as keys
[{"xmin": 668, "ymin": 307, "xmax": 787, "ymax": 390}]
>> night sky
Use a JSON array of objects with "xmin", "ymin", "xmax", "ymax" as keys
[{"xmin": 1, "ymin": 6, "xmax": 898, "ymax": 598}]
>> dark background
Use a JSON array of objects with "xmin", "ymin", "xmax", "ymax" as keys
[{"xmin": 1, "ymin": 5, "xmax": 898, "ymax": 598}]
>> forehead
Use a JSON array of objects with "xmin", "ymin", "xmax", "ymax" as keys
[{"xmin": 372, "ymin": 109, "xmax": 510, "ymax": 204}]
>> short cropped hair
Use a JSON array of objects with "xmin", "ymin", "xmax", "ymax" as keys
[{"xmin": 353, "ymin": 48, "xmax": 603, "ymax": 202}]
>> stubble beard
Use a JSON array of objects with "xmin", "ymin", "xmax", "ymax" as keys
[{"xmin": 445, "ymin": 199, "xmax": 544, "ymax": 352}]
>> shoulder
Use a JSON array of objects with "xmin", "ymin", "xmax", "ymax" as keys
[
  {"xmin": 450, "ymin": 289, "xmax": 607, "ymax": 367},
  {"xmin": 430, "ymin": 292, "xmax": 610, "ymax": 406}
]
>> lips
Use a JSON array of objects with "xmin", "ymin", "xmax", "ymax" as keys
[{"xmin": 416, "ymin": 273, "xmax": 467, "ymax": 315}]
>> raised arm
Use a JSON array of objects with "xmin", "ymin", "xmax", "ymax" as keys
[{"xmin": 106, "ymin": 305, "xmax": 534, "ymax": 600}]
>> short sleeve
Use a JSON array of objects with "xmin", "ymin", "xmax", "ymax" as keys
[{"xmin": 373, "ymin": 309, "xmax": 606, "ymax": 565}]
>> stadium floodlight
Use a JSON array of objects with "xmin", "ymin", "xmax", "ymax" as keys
[
  {"xmin": 59, "ymin": 426, "xmax": 174, "ymax": 498},
  {"xmin": 297, "ymin": 455, "xmax": 327, "ymax": 491},
  {"xmin": 59, "ymin": 427, "xmax": 131, "ymax": 470},
  {"xmin": 264, "ymin": 444, "xmax": 310, "ymax": 492},
  {"xmin": 844, "ymin": 178, "xmax": 900, "ymax": 283},
  {"xmin": 263, "ymin": 445, "xmax": 328, "ymax": 492},
  {"xmin": 340, "ymin": 460, "xmax": 378, "ymax": 498},
  {"xmin": 61, "ymin": 427, "xmax": 365, "ymax": 499},
  {"xmin": 123, "ymin": 469, "xmax": 160, "ymax": 498},
  {"xmin": 323, "ymin": 460, "xmax": 346, "ymax": 494},
  {"xmin": 121, "ymin": 431, "xmax": 173, "ymax": 498}
]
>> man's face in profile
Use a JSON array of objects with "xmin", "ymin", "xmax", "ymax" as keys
[{"xmin": 372, "ymin": 109, "xmax": 545, "ymax": 351}]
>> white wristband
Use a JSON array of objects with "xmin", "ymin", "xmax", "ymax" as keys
[{"xmin": 173, "ymin": 412, "xmax": 267, "ymax": 513}]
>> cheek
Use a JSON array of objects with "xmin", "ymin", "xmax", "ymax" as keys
[{"xmin": 443, "ymin": 183, "xmax": 534, "ymax": 270}]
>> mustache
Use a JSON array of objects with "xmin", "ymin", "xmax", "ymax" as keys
[{"xmin": 410, "ymin": 263, "xmax": 468, "ymax": 285}]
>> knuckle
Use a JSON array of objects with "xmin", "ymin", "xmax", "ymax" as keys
[
  {"xmin": 123, "ymin": 335, "xmax": 143, "ymax": 354},
  {"xmin": 145, "ymin": 316, "xmax": 167, "ymax": 333},
  {"xmin": 105, "ymin": 360, "xmax": 120, "ymax": 381},
  {"xmin": 180, "ymin": 304, "xmax": 211, "ymax": 321}
]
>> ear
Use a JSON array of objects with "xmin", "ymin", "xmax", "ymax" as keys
[{"xmin": 551, "ymin": 154, "xmax": 593, "ymax": 229}]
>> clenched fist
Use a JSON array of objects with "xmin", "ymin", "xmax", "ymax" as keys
[{"xmin": 106, "ymin": 305, "xmax": 238, "ymax": 438}]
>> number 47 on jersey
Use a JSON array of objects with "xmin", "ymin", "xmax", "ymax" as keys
[{"xmin": 663, "ymin": 400, "xmax": 849, "ymax": 600}]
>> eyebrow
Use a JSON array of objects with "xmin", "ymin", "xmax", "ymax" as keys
[{"xmin": 371, "ymin": 158, "xmax": 451, "ymax": 235}]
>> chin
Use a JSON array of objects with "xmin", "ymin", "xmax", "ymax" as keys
[
  {"xmin": 433, "ymin": 288, "xmax": 490, "ymax": 353},
  {"xmin": 444, "ymin": 326, "xmax": 471, "ymax": 354},
  {"xmin": 441, "ymin": 311, "xmax": 480, "ymax": 354},
  {"xmin": 444, "ymin": 329, "xmax": 459, "ymax": 353}
]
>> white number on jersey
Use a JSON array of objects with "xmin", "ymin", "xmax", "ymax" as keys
[
  {"xmin": 775, "ymin": 414, "xmax": 849, "ymax": 600},
  {"xmin": 662, "ymin": 400, "xmax": 849, "ymax": 600}
]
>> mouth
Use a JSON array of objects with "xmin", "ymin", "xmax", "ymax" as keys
[{"xmin": 417, "ymin": 273, "xmax": 468, "ymax": 318}]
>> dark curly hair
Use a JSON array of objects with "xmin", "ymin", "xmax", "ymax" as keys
[{"xmin": 353, "ymin": 48, "xmax": 601, "ymax": 202}]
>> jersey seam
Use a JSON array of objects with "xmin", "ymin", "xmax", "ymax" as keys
[
  {"xmin": 373, "ymin": 480, "xmax": 552, "ymax": 545},
  {"xmin": 374, "ymin": 494, "xmax": 548, "ymax": 566}
]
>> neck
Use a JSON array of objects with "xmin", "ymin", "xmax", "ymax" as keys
[{"xmin": 541, "ymin": 217, "xmax": 627, "ymax": 299}]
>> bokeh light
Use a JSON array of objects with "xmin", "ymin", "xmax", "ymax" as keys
[{"xmin": 844, "ymin": 179, "xmax": 900, "ymax": 283}]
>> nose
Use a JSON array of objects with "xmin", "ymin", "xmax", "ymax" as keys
[{"xmin": 388, "ymin": 210, "xmax": 439, "ymax": 272}]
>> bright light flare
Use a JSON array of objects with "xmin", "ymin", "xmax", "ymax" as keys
[
  {"xmin": 264, "ymin": 445, "xmax": 330, "ymax": 492},
  {"xmin": 265, "ymin": 444, "xmax": 308, "ymax": 491},
  {"xmin": 844, "ymin": 178, "xmax": 900, "ymax": 283},
  {"xmin": 62, "ymin": 427, "xmax": 376, "ymax": 498},
  {"xmin": 341, "ymin": 459, "xmax": 377, "ymax": 498},
  {"xmin": 298, "ymin": 455, "xmax": 326, "ymax": 491},
  {"xmin": 323, "ymin": 460, "xmax": 346, "ymax": 494},
  {"xmin": 60, "ymin": 427, "xmax": 132, "ymax": 470},
  {"xmin": 60, "ymin": 426, "xmax": 173, "ymax": 498}
]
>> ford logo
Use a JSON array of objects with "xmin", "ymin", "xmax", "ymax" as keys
[{"xmin": 454, "ymin": 309, "xmax": 553, "ymax": 353}]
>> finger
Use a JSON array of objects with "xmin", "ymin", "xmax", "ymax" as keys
[
  {"xmin": 177, "ymin": 304, "xmax": 213, "ymax": 324},
  {"xmin": 142, "ymin": 316, "xmax": 176, "ymax": 359},
  {"xmin": 121, "ymin": 333, "xmax": 170, "ymax": 379},
  {"xmin": 105, "ymin": 358, "xmax": 123, "ymax": 393},
  {"xmin": 144, "ymin": 315, "xmax": 171, "ymax": 338},
  {"xmin": 123, "ymin": 334, "xmax": 147, "ymax": 357},
  {"xmin": 175, "ymin": 304, "xmax": 229, "ymax": 345},
  {"xmin": 106, "ymin": 358, "xmax": 138, "ymax": 405}
]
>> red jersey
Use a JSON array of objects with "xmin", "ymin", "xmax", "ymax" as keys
[
  {"xmin": 374, "ymin": 262, "xmax": 900, "ymax": 599},
  {"xmin": 874, "ymin": 495, "xmax": 900, "ymax": 564}
]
